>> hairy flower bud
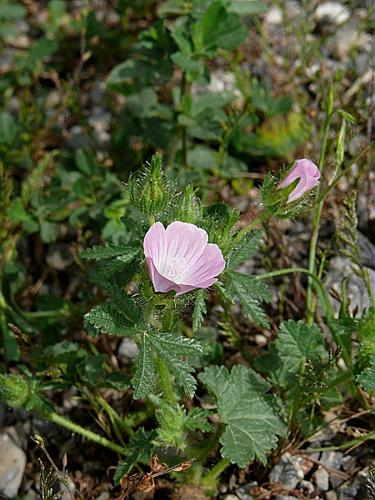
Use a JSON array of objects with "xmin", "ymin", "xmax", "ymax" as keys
[
  {"xmin": 129, "ymin": 154, "xmax": 170, "ymax": 216},
  {"xmin": 278, "ymin": 159, "xmax": 320, "ymax": 203}
]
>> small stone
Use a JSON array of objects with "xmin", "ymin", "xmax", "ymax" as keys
[
  {"xmin": 47, "ymin": 244, "xmax": 74, "ymax": 271},
  {"xmin": 264, "ymin": 6, "xmax": 282, "ymax": 25},
  {"xmin": 95, "ymin": 494, "xmax": 110, "ymax": 500},
  {"xmin": 117, "ymin": 338, "xmax": 139, "ymax": 363},
  {"xmin": 0, "ymin": 429, "xmax": 26, "ymax": 498},
  {"xmin": 299, "ymin": 479, "xmax": 314, "ymax": 495},
  {"xmin": 269, "ymin": 453, "xmax": 305, "ymax": 489},
  {"xmin": 235, "ymin": 482, "xmax": 258, "ymax": 500},
  {"xmin": 324, "ymin": 257, "xmax": 373, "ymax": 316},
  {"xmin": 67, "ymin": 125, "xmax": 91, "ymax": 149},
  {"xmin": 315, "ymin": 2, "xmax": 350, "ymax": 25},
  {"xmin": 224, "ymin": 495, "xmax": 238, "ymax": 500},
  {"xmin": 326, "ymin": 492, "xmax": 338, "ymax": 500},
  {"xmin": 313, "ymin": 466, "xmax": 329, "ymax": 491}
]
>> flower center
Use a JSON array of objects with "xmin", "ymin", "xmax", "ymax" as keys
[{"xmin": 164, "ymin": 256, "xmax": 187, "ymax": 281}]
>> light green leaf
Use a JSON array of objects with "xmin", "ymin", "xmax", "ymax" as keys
[
  {"xmin": 199, "ymin": 365, "xmax": 286, "ymax": 466},
  {"xmin": 227, "ymin": 0, "xmax": 267, "ymax": 15},
  {"xmin": 225, "ymin": 271, "xmax": 271, "ymax": 326}
]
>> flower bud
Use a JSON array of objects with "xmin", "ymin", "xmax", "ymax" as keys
[
  {"xmin": 278, "ymin": 159, "xmax": 320, "ymax": 203},
  {"xmin": 129, "ymin": 154, "xmax": 170, "ymax": 216}
]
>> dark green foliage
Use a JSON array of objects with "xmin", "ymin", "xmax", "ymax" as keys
[
  {"xmin": 227, "ymin": 230, "xmax": 262, "ymax": 270},
  {"xmin": 113, "ymin": 428, "xmax": 157, "ymax": 484},
  {"xmin": 132, "ymin": 332, "xmax": 203, "ymax": 399}
]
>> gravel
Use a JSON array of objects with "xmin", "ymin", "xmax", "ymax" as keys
[{"xmin": 0, "ymin": 428, "xmax": 26, "ymax": 498}]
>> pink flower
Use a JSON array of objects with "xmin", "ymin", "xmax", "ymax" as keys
[
  {"xmin": 144, "ymin": 221, "xmax": 225, "ymax": 296},
  {"xmin": 278, "ymin": 159, "xmax": 320, "ymax": 203}
]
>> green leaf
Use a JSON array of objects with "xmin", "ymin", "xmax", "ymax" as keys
[
  {"xmin": 199, "ymin": 365, "xmax": 286, "ymax": 466},
  {"xmin": 0, "ymin": 112, "xmax": 18, "ymax": 146},
  {"xmin": 113, "ymin": 428, "xmax": 156, "ymax": 484},
  {"xmin": 85, "ymin": 304, "xmax": 142, "ymax": 337},
  {"xmin": 155, "ymin": 402, "xmax": 186, "ymax": 449},
  {"xmin": 357, "ymin": 357, "xmax": 375, "ymax": 393},
  {"xmin": 149, "ymin": 332, "xmax": 203, "ymax": 397},
  {"xmin": 192, "ymin": 1, "xmax": 247, "ymax": 53},
  {"xmin": 192, "ymin": 289, "xmax": 207, "ymax": 334},
  {"xmin": 275, "ymin": 320, "xmax": 327, "ymax": 375},
  {"xmin": 132, "ymin": 332, "xmax": 156, "ymax": 399},
  {"xmin": 227, "ymin": 230, "xmax": 261, "ymax": 270},
  {"xmin": 225, "ymin": 272, "xmax": 271, "ymax": 326},
  {"xmin": 0, "ymin": 3, "xmax": 27, "ymax": 19},
  {"xmin": 185, "ymin": 407, "xmax": 213, "ymax": 432},
  {"xmin": 81, "ymin": 245, "xmax": 139, "ymax": 262},
  {"xmin": 227, "ymin": 0, "xmax": 267, "ymax": 15}
]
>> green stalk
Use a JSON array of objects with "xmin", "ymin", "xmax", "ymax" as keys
[
  {"xmin": 303, "ymin": 430, "xmax": 375, "ymax": 453},
  {"xmin": 201, "ymin": 457, "xmax": 231, "ymax": 491},
  {"xmin": 233, "ymin": 210, "xmax": 270, "ymax": 246},
  {"xmin": 256, "ymin": 267, "xmax": 334, "ymax": 321},
  {"xmin": 47, "ymin": 411, "xmax": 127, "ymax": 455},
  {"xmin": 157, "ymin": 357, "xmax": 177, "ymax": 405},
  {"xmin": 306, "ymin": 107, "xmax": 333, "ymax": 325}
]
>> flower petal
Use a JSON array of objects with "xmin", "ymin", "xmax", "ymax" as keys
[
  {"xmin": 143, "ymin": 222, "xmax": 167, "ymax": 268},
  {"xmin": 182, "ymin": 243, "xmax": 225, "ymax": 285},
  {"xmin": 146, "ymin": 257, "xmax": 178, "ymax": 293},
  {"xmin": 164, "ymin": 221, "xmax": 208, "ymax": 268}
]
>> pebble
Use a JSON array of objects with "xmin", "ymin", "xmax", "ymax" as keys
[
  {"xmin": 117, "ymin": 338, "xmax": 139, "ymax": 363},
  {"xmin": 326, "ymin": 492, "xmax": 338, "ymax": 500},
  {"xmin": 47, "ymin": 243, "xmax": 74, "ymax": 271},
  {"xmin": 313, "ymin": 465, "xmax": 330, "ymax": 491},
  {"xmin": 224, "ymin": 495, "xmax": 238, "ymax": 500},
  {"xmin": 67, "ymin": 125, "xmax": 91, "ymax": 149},
  {"xmin": 324, "ymin": 257, "xmax": 374, "ymax": 316},
  {"xmin": 269, "ymin": 453, "xmax": 305, "ymax": 489},
  {"xmin": 235, "ymin": 482, "xmax": 258, "ymax": 500},
  {"xmin": 0, "ymin": 429, "xmax": 26, "ymax": 498},
  {"xmin": 315, "ymin": 2, "xmax": 350, "ymax": 25}
]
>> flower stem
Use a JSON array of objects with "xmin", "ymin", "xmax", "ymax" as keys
[
  {"xmin": 233, "ymin": 210, "xmax": 270, "ymax": 246},
  {"xmin": 47, "ymin": 411, "xmax": 127, "ymax": 455},
  {"xmin": 256, "ymin": 267, "xmax": 334, "ymax": 321},
  {"xmin": 303, "ymin": 430, "xmax": 375, "ymax": 453},
  {"xmin": 157, "ymin": 357, "xmax": 177, "ymax": 405},
  {"xmin": 306, "ymin": 108, "xmax": 333, "ymax": 325}
]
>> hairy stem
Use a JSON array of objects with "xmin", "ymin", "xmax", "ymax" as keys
[
  {"xmin": 157, "ymin": 357, "xmax": 177, "ymax": 405},
  {"xmin": 233, "ymin": 210, "xmax": 270, "ymax": 246},
  {"xmin": 201, "ymin": 457, "xmax": 231, "ymax": 490},
  {"xmin": 47, "ymin": 411, "xmax": 127, "ymax": 455}
]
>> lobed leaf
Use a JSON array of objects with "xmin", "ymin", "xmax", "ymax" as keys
[
  {"xmin": 192, "ymin": 289, "xmax": 208, "ymax": 334},
  {"xmin": 225, "ymin": 271, "xmax": 271, "ymax": 326},
  {"xmin": 227, "ymin": 230, "xmax": 261, "ymax": 270},
  {"xmin": 199, "ymin": 365, "xmax": 286, "ymax": 467}
]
